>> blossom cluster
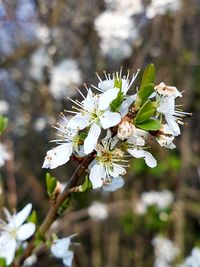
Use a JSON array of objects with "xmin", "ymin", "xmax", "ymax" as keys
[
  {"xmin": 43, "ymin": 64, "xmax": 190, "ymax": 191},
  {"xmin": 180, "ymin": 247, "xmax": 200, "ymax": 267}
]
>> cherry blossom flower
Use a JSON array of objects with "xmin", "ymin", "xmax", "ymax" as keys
[
  {"xmin": 156, "ymin": 124, "xmax": 176, "ymax": 149},
  {"xmin": 67, "ymin": 88, "xmax": 121, "ymax": 154},
  {"xmin": 89, "ymin": 131, "xmax": 127, "ymax": 188},
  {"xmin": 0, "ymin": 204, "xmax": 36, "ymax": 265},
  {"xmin": 42, "ymin": 115, "xmax": 79, "ymax": 169},
  {"xmin": 88, "ymin": 202, "xmax": 108, "ymax": 221},
  {"xmin": 126, "ymin": 128, "xmax": 157, "ymax": 168},
  {"xmin": 51, "ymin": 236, "xmax": 76, "ymax": 267}
]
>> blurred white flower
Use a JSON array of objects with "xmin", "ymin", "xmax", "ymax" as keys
[
  {"xmin": 141, "ymin": 190, "xmax": 174, "ymax": 210},
  {"xmin": 0, "ymin": 100, "xmax": 9, "ymax": 115},
  {"xmin": 30, "ymin": 47, "xmax": 50, "ymax": 81},
  {"xmin": 0, "ymin": 204, "xmax": 36, "ymax": 265},
  {"xmin": 146, "ymin": 0, "xmax": 181, "ymax": 19},
  {"xmin": 36, "ymin": 25, "xmax": 50, "ymax": 44},
  {"xmin": 88, "ymin": 201, "xmax": 108, "ymax": 221},
  {"xmin": 94, "ymin": 11, "xmax": 139, "ymax": 59},
  {"xmin": 0, "ymin": 142, "xmax": 10, "ymax": 167},
  {"xmin": 34, "ymin": 117, "xmax": 47, "ymax": 132},
  {"xmin": 51, "ymin": 236, "xmax": 75, "ymax": 267},
  {"xmin": 152, "ymin": 236, "xmax": 179, "ymax": 267},
  {"xmin": 180, "ymin": 247, "xmax": 200, "ymax": 267},
  {"xmin": 50, "ymin": 59, "xmax": 82, "ymax": 99}
]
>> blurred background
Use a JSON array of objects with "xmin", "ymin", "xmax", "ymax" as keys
[{"xmin": 0, "ymin": 0, "xmax": 200, "ymax": 266}]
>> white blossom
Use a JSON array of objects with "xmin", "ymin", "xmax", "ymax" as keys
[
  {"xmin": 0, "ymin": 142, "xmax": 10, "ymax": 167},
  {"xmin": 0, "ymin": 204, "xmax": 36, "ymax": 265},
  {"xmin": 102, "ymin": 176, "xmax": 125, "ymax": 192},
  {"xmin": 117, "ymin": 121, "xmax": 136, "ymax": 140},
  {"xmin": 42, "ymin": 115, "xmax": 79, "ymax": 169},
  {"xmin": 23, "ymin": 254, "xmax": 37, "ymax": 267},
  {"xmin": 141, "ymin": 190, "xmax": 174, "ymax": 210},
  {"xmin": 156, "ymin": 124, "xmax": 176, "ymax": 149},
  {"xmin": 126, "ymin": 128, "xmax": 157, "ymax": 168},
  {"xmin": 68, "ymin": 89, "xmax": 121, "ymax": 154},
  {"xmin": 88, "ymin": 201, "xmax": 108, "ymax": 221},
  {"xmin": 51, "ymin": 237, "xmax": 75, "ymax": 267},
  {"xmin": 105, "ymin": 0, "xmax": 144, "ymax": 16},
  {"xmin": 89, "ymin": 131, "xmax": 127, "ymax": 188},
  {"xmin": 152, "ymin": 235, "xmax": 179, "ymax": 267},
  {"xmin": 180, "ymin": 247, "xmax": 200, "ymax": 267},
  {"xmin": 50, "ymin": 59, "xmax": 82, "ymax": 99}
]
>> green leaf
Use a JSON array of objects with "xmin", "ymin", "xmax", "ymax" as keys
[
  {"xmin": 0, "ymin": 258, "xmax": 6, "ymax": 267},
  {"xmin": 27, "ymin": 210, "xmax": 37, "ymax": 225},
  {"xmin": 136, "ymin": 118, "xmax": 161, "ymax": 131},
  {"xmin": 110, "ymin": 90, "xmax": 124, "ymax": 112},
  {"xmin": 140, "ymin": 63, "xmax": 156, "ymax": 90},
  {"xmin": 0, "ymin": 116, "xmax": 8, "ymax": 134},
  {"xmin": 135, "ymin": 100, "xmax": 155, "ymax": 124},
  {"xmin": 58, "ymin": 196, "xmax": 71, "ymax": 216},
  {"xmin": 34, "ymin": 231, "xmax": 45, "ymax": 246},
  {"xmin": 74, "ymin": 175, "xmax": 93, "ymax": 192},
  {"xmin": 46, "ymin": 173, "xmax": 57, "ymax": 197},
  {"xmin": 135, "ymin": 83, "xmax": 154, "ymax": 108}
]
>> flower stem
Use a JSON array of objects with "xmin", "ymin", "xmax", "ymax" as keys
[{"xmin": 13, "ymin": 154, "xmax": 94, "ymax": 267}]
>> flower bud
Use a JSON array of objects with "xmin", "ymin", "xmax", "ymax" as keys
[{"xmin": 117, "ymin": 121, "xmax": 135, "ymax": 140}]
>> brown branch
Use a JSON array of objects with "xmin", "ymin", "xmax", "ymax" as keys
[{"xmin": 12, "ymin": 154, "xmax": 94, "ymax": 267}]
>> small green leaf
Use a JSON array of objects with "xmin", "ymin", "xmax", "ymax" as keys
[
  {"xmin": 0, "ymin": 116, "xmax": 8, "ymax": 134},
  {"xmin": 34, "ymin": 231, "xmax": 45, "ymax": 246},
  {"xmin": 0, "ymin": 258, "xmax": 6, "ymax": 267},
  {"xmin": 135, "ymin": 100, "xmax": 155, "ymax": 124},
  {"xmin": 140, "ymin": 63, "xmax": 156, "ymax": 90},
  {"xmin": 135, "ymin": 83, "xmax": 154, "ymax": 108},
  {"xmin": 27, "ymin": 210, "xmax": 37, "ymax": 225},
  {"xmin": 136, "ymin": 118, "xmax": 161, "ymax": 131},
  {"xmin": 110, "ymin": 90, "xmax": 124, "ymax": 112},
  {"xmin": 46, "ymin": 173, "xmax": 57, "ymax": 197},
  {"xmin": 75, "ymin": 175, "xmax": 93, "ymax": 192}
]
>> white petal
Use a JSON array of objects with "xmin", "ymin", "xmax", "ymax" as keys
[
  {"xmin": 120, "ymin": 95, "xmax": 136, "ymax": 117},
  {"xmin": 165, "ymin": 115, "xmax": 181, "ymax": 136},
  {"xmin": 98, "ymin": 79, "xmax": 114, "ymax": 91},
  {"xmin": 100, "ymin": 111, "xmax": 121, "ymax": 129},
  {"xmin": 99, "ymin": 88, "xmax": 119, "ymax": 110},
  {"xmin": 157, "ymin": 96, "xmax": 175, "ymax": 115},
  {"xmin": 62, "ymin": 251, "xmax": 74, "ymax": 267},
  {"xmin": 42, "ymin": 143, "xmax": 73, "ymax": 169},
  {"xmin": 127, "ymin": 148, "xmax": 157, "ymax": 168},
  {"xmin": 89, "ymin": 164, "xmax": 105, "ymax": 189},
  {"xmin": 143, "ymin": 151, "xmax": 157, "ymax": 168},
  {"xmin": 110, "ymin": 164, "xmax": 126, "ymax": 178},
  {"xmin": 82, "ymin": 89, "xmax": 95, "ymax": 111},
  {"xmin": 11, "ymin": 203, "xmax": 32, "ymax": 228},
  {"xmin": 51, "ymin": 238, "xmax": 71, "ymax": 258},
  {"xmin": 67, "ymin": 113, "xmax": 91, "ymax": 130},
  {"xmin": 84, "ymin": 123, "xmax": 101, "ymax": 154},
  {"xmin": 17, "ymin": 223, "xmax": 36, "ymax": 241},
  {"xmin": 0, "ymin": 234, "xmax": 16, "ymax": 265},
  {"xmin": 102, "ymin": 176, "xmax": 124, "ymax": 192}
]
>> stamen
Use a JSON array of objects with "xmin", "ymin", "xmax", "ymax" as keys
[
  {"xmin": 95, "ymin": 72, "xmax": 102, "ymax": 82},
  {"xmin": 103, "ymin": 70, "xmax": 108, "ymax": 79}
]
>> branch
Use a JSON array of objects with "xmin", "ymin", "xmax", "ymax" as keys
[{"xmin": 13, "ymin": 154, "xmax": 94, "ymax": 267}]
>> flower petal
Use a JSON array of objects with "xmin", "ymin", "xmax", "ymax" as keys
[
  {"xmin": 143, "ymin": 151, "xmax": 157, "ymax": 168},
  {"xmin": 89, "ymin": 163, "xmax": 105, "ymax": 189},
  {"xmin": 17, "ymin": 223, "xmax": 36, "ymax": 241},
  {"xmin": 67, "ymin": 113, "xmax": 91, "ymax": 130},
  {"xmin": 51, "ymin": 238, "xmax": 71, "ymax": 258},
  {"xmin": 98, "ymin": 80, "xmax": 114, "ymax": 91},
  {"xmin": 11, "ymin": 203, "xmax": 32, "ymax": 228},
  {"xmin": 82, "ymin": 89, "xmax": 95, "ymax": 111},
  {"xmin": 99, "ymin": 88, "xmax": 119, "ymax": 110},
  {"xmin": 110, "ymin": 163, "xmax": 126, "ymax": 178},
  {"xmin": 165, "ymin": 115, "xmax": 181, "ymax": 136},
  {"xmin": 120, "ymin": 95, "xmax": 136, "ymax": 117},
  {"xmin": 102, "ymin": 176, "xmax": 124, "ymax": 192},
  {"xmin": 0, "ymin": 234, "xmax": 16, "ymax": 265},
  {"xmin": 42, "ymin": 143, "xmax": 73, "ymax": 169},
  {"xmin": 84, "ymin": 123, "xmax": 101, "ymax": 154},
  {"xmin": 127, "ymin": 148, "xmax": 157, "ymax": 168},
  {"xmin": 62, "ymin": 251, "xmax": 74, "ymax": 267},
  {"xmin": 100, "ymin": 111, "xmax": 121, "ymax": 129}
]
